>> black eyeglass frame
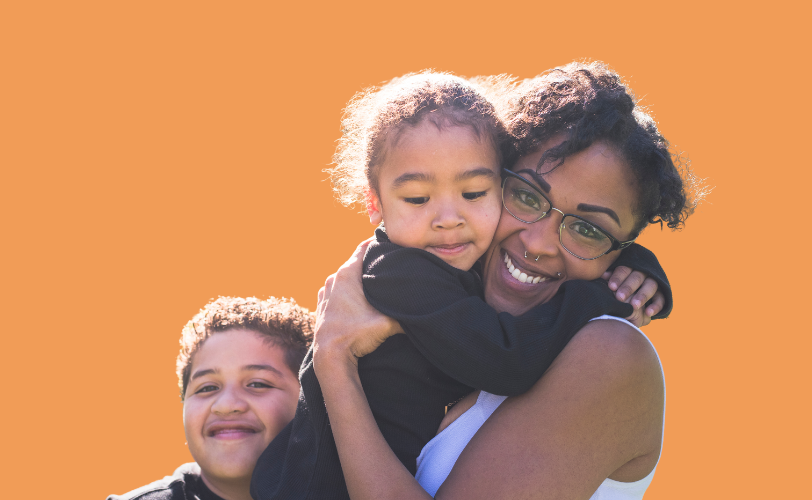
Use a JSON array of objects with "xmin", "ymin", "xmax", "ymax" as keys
[{"xmin": 501, "ymin": 169, "xmax": 636, "ymax": 261}]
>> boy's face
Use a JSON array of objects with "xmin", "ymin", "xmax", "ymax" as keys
[
  {"xmin": 369, "ymin": 121, "xmax": 502, "ymax": 270},
  {"xmin": 183, "ymin": 329, "xmax": 300, "ymax": 485}
]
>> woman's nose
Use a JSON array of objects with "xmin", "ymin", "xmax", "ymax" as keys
[
  {"xmin": 431, "ymin": 199, "xmax": 465, "ymax": 230},
  {"xmin": 211, "ymin": 385, "xmax": 249, "ymax": 415},
  {"xmin": 521, "ymin": 213, "xmax": 562, "ymax": 259}
]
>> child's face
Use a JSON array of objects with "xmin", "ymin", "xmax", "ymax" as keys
[
  {"xmin": 183, "ymin": 329, "xmax": 300, "ymax": 486},
  {"xmin": 368, "ymin": 121, "xmax": 502, "ymax": 270}
]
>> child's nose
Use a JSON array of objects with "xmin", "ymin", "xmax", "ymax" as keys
[
  {"xmin": 432, "ymin": 202, "xmax": 464, "ymax": 230},
  {"xmin": 211, "ymin": 385, "xmax": 249, "ymax": 415}
]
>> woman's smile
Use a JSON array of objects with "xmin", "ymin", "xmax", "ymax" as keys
[{"xmin": 502, "ymin": 251, "xmax": 555, "ymax": 284}]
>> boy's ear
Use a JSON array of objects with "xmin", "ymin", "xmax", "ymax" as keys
[{"xmin": 365, "ymin": 189, "xmax": 383, "ymax": 226}]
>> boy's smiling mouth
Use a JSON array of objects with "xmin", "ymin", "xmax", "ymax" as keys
[{"xmin": 206, "ymin": 422, "xmax": 261, "ymax": 439}]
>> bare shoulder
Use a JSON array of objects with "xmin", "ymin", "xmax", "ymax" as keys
[
  {"xmin": 558, "ymin": 318, "xmax": 662, "ymax": 383},
  {"xmin": 439, "ymin": 319, "xmax": 665, "ymax": 498}
]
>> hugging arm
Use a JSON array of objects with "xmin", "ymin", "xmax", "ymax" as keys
[
  {"xmin": 315, "ymin": 243, "xmax": 665, "ymax": 499},
  {"xmin": 607, "ymin": 243, "xmax": 672, "ymax": 320},
  {"xmin": 364, "ymin": 233, "xmax": 670, "ymax": 396}
]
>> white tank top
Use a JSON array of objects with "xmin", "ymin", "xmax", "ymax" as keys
[{"xmin": 415, "ymin": 315, "xmax": 664, "ymax": 499}]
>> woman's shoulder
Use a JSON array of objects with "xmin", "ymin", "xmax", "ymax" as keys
[{"xmin": 569, "ymin": 316, "xmax": 663, "ymax": 380}]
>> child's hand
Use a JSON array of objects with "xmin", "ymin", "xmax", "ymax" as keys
[
  {"xmin": 601, "ymin": 266, "xmax": 665, "ymax": 327},
  {"xmin": 314, "ymin": 238, "xmax": 403, "ymax": 373}
]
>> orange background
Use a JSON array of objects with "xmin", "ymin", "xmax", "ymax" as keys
[{"xmin": 1, "ymin": 1, "xmax": 808, "ymax": 498}]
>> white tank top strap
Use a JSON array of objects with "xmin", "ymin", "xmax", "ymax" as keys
[{"xmin": 415, "ymin": 314, "xmax": 665, "ymax": 500}]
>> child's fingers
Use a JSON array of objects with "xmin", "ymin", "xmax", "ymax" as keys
[
  {"xmin": 615, "ymin": 269, "xmax": 647, "ymax": 302},
  {"xmin": 629, "ymin": 277, "xmax": 659, "ymax": 309},
  {"xmin": 607, "ymin": 266, "xmax": 633, "ymax": 293},
  {"xmin": 645, "ymin": 292, "xmax": 666, "ymax": 318}
]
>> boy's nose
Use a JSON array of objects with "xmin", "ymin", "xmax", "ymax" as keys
[{"xmin": 211, "ymin": 386, "xmax": 249, "ymax": 415}]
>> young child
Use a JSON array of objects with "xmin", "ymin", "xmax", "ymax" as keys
[
  {"xmin": 107, "ymin": 296, "xmax": 313, "ymax": 500},
  {"xmin": 251, "ymin": 72, "xmax": 672, "ymax": 500}
]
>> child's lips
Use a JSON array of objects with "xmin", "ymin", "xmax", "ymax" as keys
[
  {"xmin": 429, "ymin": 242, "xmax": 470, "ymax": 255},
  {"xmin": 206, "ymin": 422, "xmax": 261, "ymax": 439}
]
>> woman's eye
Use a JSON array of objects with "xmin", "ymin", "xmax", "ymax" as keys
[
  {"xmin": 463, "ymin": 191, "xmax": 487, "ymax": 200},
  {"xmin": 404, "ymin": 197, "xmax": 429, "ymax": 205},
  {"xmin": 515, "ymin": 189, "xmax": 541, "ymax": 210},
  {"xmin": 569, "ymin": 221, "xmax": 607, "ymax": 240},
  {"xmin": 248, "ymin": 381, "xmax": 273, "ymax": 389}
]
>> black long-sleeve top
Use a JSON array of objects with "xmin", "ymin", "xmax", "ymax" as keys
[{"xmin": 251, "ymin": 229, "xmax": 671, "ymax": 500}]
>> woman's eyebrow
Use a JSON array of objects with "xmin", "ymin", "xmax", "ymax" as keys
[
  {"xmin": 455, "ymin": 167, "xmax": 497, "ymax": 181},
  {"xmin": 391, "ymin": 172, "xmax": 435, "ymax": 188},
  {"xmin": 577, "ymin": 203, "xmax": 621, "ymax": 226},
  {"xmin": 243, "ymin": 364, "xmax": 284, "ymax": 377},
  {"xmin": 516, "ymin": 169, "xmax": 551, "ymax": 192}
]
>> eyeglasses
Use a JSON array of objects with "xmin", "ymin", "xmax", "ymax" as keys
[{"xmin": 501, "ymin": 169, "xmax": 635, "ymax": 261}]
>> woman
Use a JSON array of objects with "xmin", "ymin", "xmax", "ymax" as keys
[{"xmin": 312, "ymin": 62, "xmax": 696, "ymax": 499}]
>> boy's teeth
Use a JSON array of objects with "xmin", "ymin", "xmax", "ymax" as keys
[{"xmin": 504, "ymin": 254, "xmax": 544, "ymax": 284}]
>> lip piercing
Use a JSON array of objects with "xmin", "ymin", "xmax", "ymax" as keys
[
  {"xmin": 557, "ymin": 272, "xmax": 562, "ymax": 277},
  {"xmin": 524, "ymin": 251, "xmax": 527, "ymax": 258},
  {"xmin": 535, "ymin": 256, "xmax": 540, "ymax": 261}
]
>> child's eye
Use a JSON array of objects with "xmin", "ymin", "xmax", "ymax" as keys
[
  {"xmin": 463, "ymin": 191, "xmax": 487, "ymax": 200},
  {"xmin": 404, "ymin": 197, "xmax": 429, "ymax": 205},
  {"xmin": 248, "ymin": 381, "xmax": 273, "ymax": 389},
  {"xmin": 195, "ymin": 384, "xmax": 218, "ymax": 394}
]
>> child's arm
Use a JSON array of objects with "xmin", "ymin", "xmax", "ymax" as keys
[
  {"xmin": 608, "ymin": 243, "xmax": 672, "ymax": 319},
  {"xmin": 364, "ymin": 234, "xmax": 671, "ymax": 397}
]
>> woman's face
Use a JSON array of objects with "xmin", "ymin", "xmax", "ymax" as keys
[{"xmin": 482, "ymin": 139, "xmax": 639, "ymax": 316}]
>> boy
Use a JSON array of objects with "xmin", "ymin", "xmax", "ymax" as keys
[{"xmin": 107, "ymin": 296, "xmax": 312, "ymax": 500}]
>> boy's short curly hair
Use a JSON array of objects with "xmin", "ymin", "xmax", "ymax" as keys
[
  {"xmin": 329, "ymin": 70, "xmax": 507, "ymax": 207},
  {"xmin": 176, "ymin": 296, "xmax": 313, "ymax": 400},
  {"xmin": 502, "ymin": 61, "xmax": 706, "ymax": 236}
]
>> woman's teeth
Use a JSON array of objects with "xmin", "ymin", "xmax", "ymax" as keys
[{"xmin": 504, "ymin": 254, "xmax": 547, "ymax": 284}]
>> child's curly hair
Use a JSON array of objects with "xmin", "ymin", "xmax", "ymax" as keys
[
  {"xmin": 329, "ymin": 70, "xmax": 507, "ymax": 208},
  {"xmin": 501, "ymin": 61, "xmax": 707, "ymax": 237},
  {"xmin": 176, "ymin": 296, "xmax": 313, "ymax": 399}
]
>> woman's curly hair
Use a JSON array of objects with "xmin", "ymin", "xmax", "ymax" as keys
[
  {"xmin": 176, "ymin": 296, "xmax": 313, "ymax": 399},
  {"xmin": 501, "ymin": 61, "xmax": 705, "ymax": 236},
  {"xmin": 329, "ymin": 70, "xmax": 507, "ymax": 207}
]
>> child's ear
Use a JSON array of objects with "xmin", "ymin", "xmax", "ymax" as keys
[{"xmin": 366, "ymin": 189, "xmax": 383, "ymax": 226}]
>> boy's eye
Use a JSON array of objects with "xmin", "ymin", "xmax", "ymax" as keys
[
  {"xmin": 195, "ymin": 384, "xmax": 218, "ymax": 394},
  {"xmin": 463, "ymin": 191, "xmax": 487, "ymax": 201},
  {"xmin": 248, "ymin": 381, "xmax": 273, "ymax": 389},
  {"xmin": 404, "ymin": 197, "xmax": 429, "ymax": 205}
]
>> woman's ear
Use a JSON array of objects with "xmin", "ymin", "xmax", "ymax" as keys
[{"xmin": 366, "ymin": 190, "xmax": 383, "ymax": 225}]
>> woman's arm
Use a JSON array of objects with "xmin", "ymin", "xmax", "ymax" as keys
[
  {"xmin": 437, "ymin": 319, "xmax": 664, "ymax": 499},
  {"xmin": 315, "ymin": 243, "xmax": 665, "ymax": 500}
]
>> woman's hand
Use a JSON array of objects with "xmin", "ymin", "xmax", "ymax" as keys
[
  {"xmin": 601, "ymin": 267, "xmax": 665, "ymax": 327},
  {"xmin": 313, "ymin": 238, "xmax": 403, "ymax": 374}
]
